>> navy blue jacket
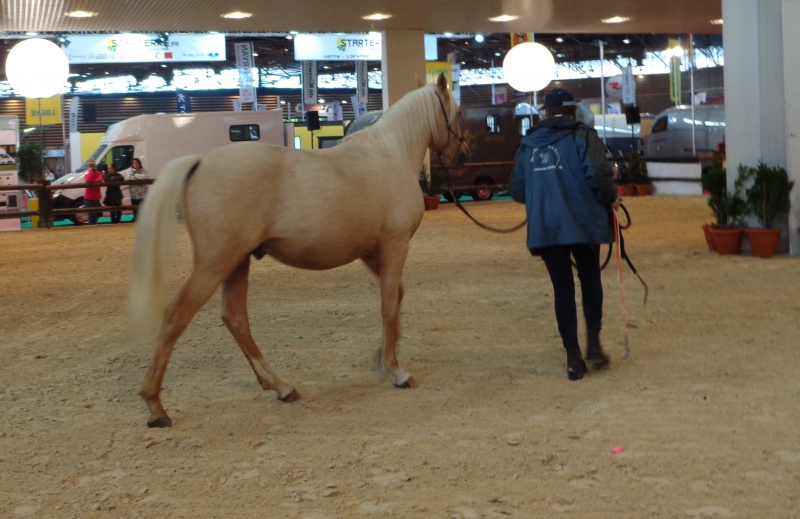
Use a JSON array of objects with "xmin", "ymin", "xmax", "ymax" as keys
[{"xmin": 510, "ymin": 116, "xmax": 616, "ymax": 253}]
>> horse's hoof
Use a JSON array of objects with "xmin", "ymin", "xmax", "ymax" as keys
[
  {"xmin": 147, "ymin": 415, "xmax": 173, "ymax": 428},
  {"xmin": 394, "ymin": 376, "xmax": 418, "ymax": 389},
  {"xmin": 278, "ymin": 389, "xmax": 302, "ymax": 403}
]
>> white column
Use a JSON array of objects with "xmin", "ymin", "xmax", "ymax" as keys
[
  {"xmin": 381, "ymin": 30, "xmax": 426, "ymax": 109},
  {"xmin": 722, "ymin": 0, "xmax": 799, "ymax": 254},
  {"xmin": 783, "ymin": 0, "xmax": 800, "ymax": 255}
]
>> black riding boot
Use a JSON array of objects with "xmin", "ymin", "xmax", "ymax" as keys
[
  {"xmin": 585, "ymin": 327, "xmax": 610, "ymax": 369},
  {"xmin": 562, "ymin": 330, "xmax": 587, "ymax": 380},
  {"xmin": 567, "ymin": 348, "xmax": 588, "ymax": 380}
]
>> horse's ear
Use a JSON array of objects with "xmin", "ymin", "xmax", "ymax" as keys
[{"xmin": 436, "ymin": 73, "xmax": 450, "ymax": 98}]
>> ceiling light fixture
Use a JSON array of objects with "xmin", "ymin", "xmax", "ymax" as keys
[
  {"xmin": 65, "ymin": 10, "xmax": 97, "ymax": 18},
  {"xmin": 362, "ymin": 13, "xmax": 392, "ymax": 21},
  {"xmin": 475, "ymin": 33, "xmax": 485, "ymax": 43},
  {"xmin": 222, "ymin": 11, "xmax": 252, "ymax": 19},
  {"xmin": 711, "ymin": 18, "xmax": 723, "ymax": 25},
  {"xmin": 489, "ymin": 14, "xmax": 519, "ymax": 22},
  {"xmin": 601, "ymin": 16, "xmax": 631, "ymax": 24}
]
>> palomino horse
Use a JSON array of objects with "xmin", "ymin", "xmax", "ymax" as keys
[{"xmin": 129, "ymin": 74, "xmax": 467, "ymax": 427}]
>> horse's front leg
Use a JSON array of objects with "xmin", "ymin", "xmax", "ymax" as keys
[
  {"xmin": 221, "ymin": 257, "xmax": 301, "ymax": 402},
  {"xmin": 363, "ymin": 248, "xmax": 417, "ymax": 388}
]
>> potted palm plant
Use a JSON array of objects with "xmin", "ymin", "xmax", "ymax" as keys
[
  {"xmin": 419, "ymin": 164, "xmax": 445, "ymax": 210},
  {"xmin": 700, "ymin": 161, "xmax": 747, "ymax": 254},
  {"xmin": 626, "ymin": 151, "xmax": 651, "ymax": 195},
  {"xmin": 740, "ymin": 162, "xmax": 795, "ymax": 257}
]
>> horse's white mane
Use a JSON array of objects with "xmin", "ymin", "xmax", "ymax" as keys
[{"xmin": 342, "ymin": 83, "xmax": 455, "ymax": 152}]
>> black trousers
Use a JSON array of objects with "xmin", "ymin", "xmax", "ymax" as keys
[{"xmin": 539, "ymin": 244, "xmax": 604, "ymax": 351}]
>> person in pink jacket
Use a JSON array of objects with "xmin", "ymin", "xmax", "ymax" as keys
[{"xmin": 83, "ymin": 159, "xmax": 103, "ymax": 225}]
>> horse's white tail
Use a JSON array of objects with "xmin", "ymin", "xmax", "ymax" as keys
[{"xmin": 128, "ymin": 154, "xmax": 201, "ymax": 340}]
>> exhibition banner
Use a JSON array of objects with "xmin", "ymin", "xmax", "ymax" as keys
[
  {"xmin": 234, "ymin": 42, "xmax": 256, "ymax": 104},
  {"xmin": 62, "ymin": 33, "xmax": 226, "ymax": 64},
  {"xmin": 356, "ymin": 61, "xmax": 369, "ymax": 105},
  {"xmin": 302, "ymin": 61, "xmax": 318, "ymax": 105},
  {"xmin": 26, "ymin": 95, "xmax": 62, "ymax": 125},
  {"xmin": 294, "ymin": 33, "xmax": 382, "ymax": 61},
  {"xmin": 425, "ymin": 62, "xmax": 452, "ymax": 89},
  {"xmin": 69, "ymin": 97, "xmax": 79, "ymax": 132}
]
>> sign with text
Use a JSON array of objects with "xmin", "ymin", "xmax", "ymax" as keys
[
  {"xmin": 302, "ymin": 61, "xmax": 318, "ymax": 105},
  {"xmin": 26, "ymin": 95, "xmax": 62, "ymax": 125},
  {"xmin": 294, "ymin": 33, "xmax": 382, "ymax": 61},
  {"xmin": 425, "ymin": 62, "xmax": 452, "ymax": 90},
  {"xmin": 69, "ymin": 97, "xmax": 80, "ymax": 132},
  {"xmin": 356, "ymin": 61, "xmax": 369, "ymax": 105},
  {"xmin": 234, "ymin": 42, "xmax": 256, "ymax": 104},
  {"xmin": 62, "ymin": 33, "xmax": 226, "ymax": 64}
]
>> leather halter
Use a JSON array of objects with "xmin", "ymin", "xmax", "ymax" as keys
[{"xmin": 433, "ymin": 92, "xmax": 467, "ymax": 158}]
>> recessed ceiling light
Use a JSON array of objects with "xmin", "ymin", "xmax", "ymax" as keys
[
  {"xmin": 222, "ymin": 11, "xmax": 252, "ymax": 19},
  {"xmin": 555, "ymin": 37, "xmax": 564, "ymax": 43},
  {"xmin": 489, "ymin": 14, "xmax": 519, "ymax": 22},
  {"xmin": 601, "ymin": 16, "xmax": 631, "ymax": 24},
  {"xmin": 362, "ymin": 13, "xmax": 392, "ymax": 21},
  {"xmin": 65, "ymin": 10, "xmax": 97, "ymax": 18},
  {"xmin": 711, "ymin": 18, "xmax": 724, "ymax": 25}
]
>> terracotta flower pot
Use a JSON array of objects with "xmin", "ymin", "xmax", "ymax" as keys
[
  {"xmin": 745, "ymin": 228, "xmax": 782, "ymax": 258},
  {"xmin": 708, "ymin": 226, "xmax": 744, "ymax": 255},
  {"xmin": 634, "ymin": 183, "xmax": 651, "ymax": 196},
  {"xmin": 423, "ymin": 195, "xmax": 440, "ymax": 210},
  {"xmin": 617, "ymin": 184, "xmax": 635, "ymax": 196},
  {"xmin": 702, "ymin": 224, "xmax": 716, "ymax": 251}
]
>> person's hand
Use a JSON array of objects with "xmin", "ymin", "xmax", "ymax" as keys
[{"xmin": 612, "ymin": 198, "xmax": 622, "ymax": 212}]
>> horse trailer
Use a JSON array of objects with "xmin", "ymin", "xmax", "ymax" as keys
[
  {"xmin": 643, "ymin": 105, "xmax": 725, "ymax": 166},
  {"xmin": 345, "ymin": 104, "xmax": 535, "ymax": 201}
]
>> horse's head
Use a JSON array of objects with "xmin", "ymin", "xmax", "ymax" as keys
[{"xmin": 430, "ymin": 74, "xmax": 470, "ymax": 167}]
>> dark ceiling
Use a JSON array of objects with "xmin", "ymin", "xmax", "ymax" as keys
[{"xmin": 0, "ymin": 0, "xmax": 723, "ymax": 87}]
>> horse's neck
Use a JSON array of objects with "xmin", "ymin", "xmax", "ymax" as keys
[{"xmin": 372, "ymin": 97, "xmax": 432, "ymax": 169}]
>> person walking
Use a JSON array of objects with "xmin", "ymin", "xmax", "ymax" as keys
[
  {"xmin": 83, "ymin": 159, "xmax": 104, "ymax": 225},
  {"xmin": 128, "ymin": 158, "xmax": 149, "ymax": 222},
  {"xmin": 510, "ymin": 87, "xmax": 620, "ymax": 380},
  {"xmin": 102, "ymin": 163, "xmax": 124, "ymax": 224}
]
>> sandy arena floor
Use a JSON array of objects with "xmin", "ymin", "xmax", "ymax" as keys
[{"xmin": 1, "ymin": 196, "xmax": 799, "ymax": 518}]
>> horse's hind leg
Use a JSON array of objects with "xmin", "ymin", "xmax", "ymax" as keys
[
  {"xmin": 362, "ymin": 249, "xmax": 417, "ymax": 388},
  {"xmin": 140, "ymin": 270, "xmax": 222, "ymax": 428},
  {"xmin": 221, "ymin": 257, "xmax": 300, "ymax": 402}
]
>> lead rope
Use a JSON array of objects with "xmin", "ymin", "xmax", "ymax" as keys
[
  {"xmin": 612, "ymin": 210, "xmax": 633, "ymax": 358},
  {"xmin": 438, "ymin": 155, "xmax": 527, "ymax": 234}
]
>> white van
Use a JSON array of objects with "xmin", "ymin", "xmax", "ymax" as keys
[
  {"xmin": 0, "ymin": 150, "xmax": 15, "ymax": 165},
  {"xmin": 51, "ymin": 110, "xmax": 286, "ymax": 224},
  {"xmin": 643, "ymin": 105, "xmax": 725, "ymax": 165}
]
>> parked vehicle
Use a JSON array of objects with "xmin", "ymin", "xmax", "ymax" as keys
[
  {"xmin": 435, "ymin": 103, "xmax": 535, "ymax": 201},
  {"xmin": 0, "ymin": 149, "xmax": 15, "ymax": 165},
  {"xmin": 345, "ymin": 104, "xmax": 534, "ymax": 201},
  {"xmin": 593, "ymin": 113, "xmax": 654, "ymax": 157},
  {"xmin": 51, "ymin": 110, "xmax": 286, "ymax": 224},
  {"xmin": 643, "ymin": 105, "xmax": 725, "ymax": 166}
]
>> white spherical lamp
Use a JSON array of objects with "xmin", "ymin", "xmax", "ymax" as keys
[
  {"xmin": 6, "ymin": 38, "xmax": 69, "ymax": 98},
  {"xmin": 502, "ymin": 42, "xmax": 555, "ymax": 93}
]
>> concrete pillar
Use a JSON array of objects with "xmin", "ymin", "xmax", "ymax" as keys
[
  {"xmin": 783, "ymin": 0, "xmax": 800, "ymax": 255},
  {"xmin": 722, "ymin": 0, "xmax": 799, "ymax": 254},
  {"xmin": 381, "ymin": 30, "xmax": 426, "ymax": 109}
]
